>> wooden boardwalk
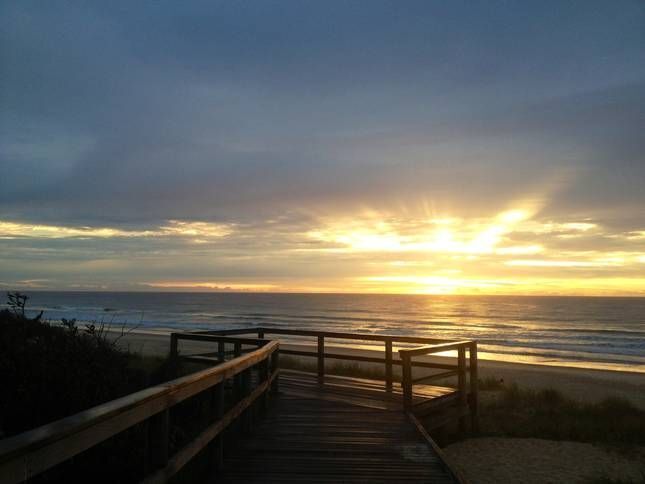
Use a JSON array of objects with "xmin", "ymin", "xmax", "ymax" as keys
[
  {"xmin": 218, "ymin": 370, "xmax": 461, "ymax": 483},
  {"xmin": 0, "ymin": 330, "xmax": 474, "ymax": 483}
]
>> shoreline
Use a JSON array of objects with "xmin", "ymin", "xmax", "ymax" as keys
[{"xmin": 111, "ymin": 328, "xmax": 645, "ymax": 409}]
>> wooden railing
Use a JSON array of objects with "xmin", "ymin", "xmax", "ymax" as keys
[
  {"xmin": 400, "ymin": 341, "xmax": 478, "ymax": 431},
  {"xmin": 0, "ymin": 339, "xmax": 279, "ymax": 484},
  {"xmin": 197, "ymin": 327, "xmax": 474, "ymax": 388}
]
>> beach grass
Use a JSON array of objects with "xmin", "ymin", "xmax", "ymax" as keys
[{"xmin": 477, "ymin": 383, "xmax": 645, "ymax": 448}]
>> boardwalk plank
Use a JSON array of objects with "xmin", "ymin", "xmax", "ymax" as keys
[{"xmin": 216, "ymin": 379, "xmax": 458, "ymax": 484}]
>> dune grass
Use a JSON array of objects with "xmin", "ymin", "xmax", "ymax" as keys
[{"xmin": 478, "ymin": 383, "xmax": 645, "ymax": 448}]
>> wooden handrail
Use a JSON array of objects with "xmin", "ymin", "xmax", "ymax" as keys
[
  {"xmin": 0, "ymin": 340, "xmax": 279, "ymax": 484},
  {"xmin": 197, "ymin": 327, "xmax": 473, "ymax": 391},
  {"xmin": 198, "ymin": 326, "xmax": 458, "ymax": 344},
  {"xmin": 399, "ymin": 340, "xmax": 478, "ymax": 432},
  {"xmin": 398, "ymin": 340, "xmax": 474, "ymax": 357},
  {"xmin": 189, "ymin": 327, "xmax": 479, "ymax": 430}
]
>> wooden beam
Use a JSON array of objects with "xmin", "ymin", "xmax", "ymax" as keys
[
  {"xmin": 406, "ymin": 412, "xmax": 470, "ymax": 484},
  {"xmin": 399, "ymin": 341, "xmax": 473, "ymax": 357},
  {"xmin": 385, "ymin": 339, "xmax": 393, "ymax": 392},
  {"xmin": 0, "ymin": 341, "xmax": 278, "ymax": 484},
  {"xmin": 317, "ymin": 336, "xmax": 325, "ymax": 384},
  {"xmin": 411, "ymin": 369, "xmax": 460, "ymax": 384},
  {"xmin": 457, "ymin": 347, "xmax": 467, "ymax": 432},
  {"xmin": 141, "ymin": 371, "xmax": 278, "ymax": 484},
  {"xmin": 278, "ymin": 348, "xmax": 459, "ymax": 371},
  {"xmin": 401, "ymin": 354, "xmax": 412, "ymax": 410},
  {"xmin": 198, "ymin": 327, "xmax": 466, "ymax": 345},
  {"xmin": 469, "ymin": 342, "xmax": 479, "ymax": 433},
  {"xmin": 174, "ymin": 333, "xmax": 268, "ymax": 347}
]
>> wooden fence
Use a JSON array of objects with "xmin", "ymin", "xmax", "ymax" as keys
[
  {"xmin": 0, "ymin": 338, "xmax": 279, "ymax": 484},
  {"xmin": 196, "ymin": 327, "xmax": 478, "ymax": 427},
  {"xmin": 400, "ymin": 340, "xmax": 478, "ymax": 431}
]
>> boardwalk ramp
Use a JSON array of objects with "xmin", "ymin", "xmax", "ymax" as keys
[{"xmin": 218, "ymin": 370, "xmax": 462, "ymax": 483}]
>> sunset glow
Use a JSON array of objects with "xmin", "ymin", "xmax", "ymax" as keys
[
  {"xmin": 1, "ymin": 2, "xmax": 644, "ymax": 297},
  {"xmin": 2, "ymin": 206, "xmax": 644, "ymax": 295}
]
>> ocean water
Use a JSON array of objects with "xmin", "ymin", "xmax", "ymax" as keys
[{"xmin": 12, "ymin": 291, "xmax": 645, "ymax": 373}]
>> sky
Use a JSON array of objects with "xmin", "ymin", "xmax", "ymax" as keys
[{"xmin": 1, "ymin": 1, "xmax": 644, "ymax": 295}]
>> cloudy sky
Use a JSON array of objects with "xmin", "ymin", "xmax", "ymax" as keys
[{"xmin": 1, "ymin": 1, "xmax": 644, "ymax": 295}]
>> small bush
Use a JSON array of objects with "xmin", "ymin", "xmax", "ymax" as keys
[{"xmin": 0, "ymin": 293, "xmax": 178, "ymax": 437}]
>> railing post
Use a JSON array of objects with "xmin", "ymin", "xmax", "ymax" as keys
[
  {"xmin": 242, "ymin": 366, "xmax": 253, "ymax": 434},
  {"xmin": 385, "ymin": 338, "xmax": 393, "ymax": 392},
  {"xmin": 212, "ymin": 382, "xmax": 224, "ymax": 472},
  {"xmin": 469, "ymin": 342, "xmax": 479, "ymax": 432},
  {"xmin": 317, "ymin": 336, "xmax": 325, "ymax": 384},
  {"xmin": 217, "ymin": 340, "xmax": 225, "ymax": 362},
  {"xmin": 271, "ymin": 349, "xmax": 280, "ymax": 394},
  {"xmin": 458, "ymin": 346, "xmax": 467, "ymax": 432},
  {"xmin": 146, "ymin": 409, "xmax": 169, "ymax": 473},
  {"xmin": 170, "ymin": 333, "xmax": 178, "ymax": 359},
  {"xmin": 233, "ymin": 341, "xmax": 243, "ymax": 431},
  {"xmin": 260, "ymin": 357, "xmax": 270, "ymax": 415},
  {"xmin": 401, "ymin": 353, "xmax": 413, "ymax": 410}
]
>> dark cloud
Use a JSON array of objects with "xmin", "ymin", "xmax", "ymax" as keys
[{"xmin": 1, "ymin": 1, "xmax": 644, "ymax": 292}]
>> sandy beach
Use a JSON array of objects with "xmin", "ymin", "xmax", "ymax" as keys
[
  {"xmin": 114, "ymin": 328, "xmax": 645, "ymax": 409},
  {"xmin": 444, "ymin": 438, "xmax": 645, "ymax": 484}
]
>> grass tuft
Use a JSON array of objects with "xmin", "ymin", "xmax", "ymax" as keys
[{"xmin": 479, "ymin": 383, "xmax": 645, "ymax": 447}]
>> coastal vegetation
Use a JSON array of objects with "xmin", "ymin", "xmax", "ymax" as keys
[
  {"xmin": 0, "ymin": 293, "xmax": 180, "ymax": 438},
  {"xmin": 0, "ymin": 293, "xmax": 192, "ymax": 482}
]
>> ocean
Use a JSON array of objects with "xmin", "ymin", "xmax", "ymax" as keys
[{"xmin": 13, "ymin": 291, "xmax": 645, "ymax": 373}]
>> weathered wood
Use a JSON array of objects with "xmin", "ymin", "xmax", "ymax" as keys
[
  {"xmin": 146, "ymin": 409, "xmax": 169, "ymax": 473},
  {"xmin": 457, "ymin": 347, "xmax": 467, "ymax": 432},
  {"xmin": 170, "ymin": 333, "xmax": 179, "ymax": 358},
  {"xmin": 401, "ymin": 354, "xmax": 413, "ymax": 410},
  {"xmin": 317, "ymin": 336, "xmax": 325, "ymax": 384},
  {"xmin": 259, "ymin": 358, "xmax": 270, "ymax": 415},
  {"xmin": 271, "ymin": 350, "xmax": 280, "ymax": 394},
  {"xmin": 202, "ymin": 327, "xmax": 457, "ymax": 345},
  {"xmin": 279, "ymin": 348, "xmax": 459, "ymax": 371},
  {"xmin": 0, "ymin": 341, "xmax": 278, "ymax": 484},
  {"xmin": 142, "ymin": 370, "xmax": 278, "ymax": 484},
  {"xmin": 469, "ymin": 341, "xmax": 479, "ymax": 432},
  {"xmin": 174, "ymin": 333, "xmax": 268, "ymax": 347},
  {"xmin": 212, "ymin": 382, "xmax": 224, "ymax": 472},
  {"xmin": 218, "ymin": 393, "xmax": 457, "ymax": 483},
  {"xmin": 2, "ymin": 324, "xmax": 476, "ymax": 484},
  {"xmin": 280, "ymin": 370, "xmax": 455, "ymax": 412},
  {"xmin": 385, "ymin": 339, "xmax": 393, "ymax": 392},
  {"xmin": 406, "ymin": 412, "xmax": 468, "ymax": 484},
  {"xmin": 399, "ymin": 340, "xmax": 473, "ymax": 357},
  {"xmin": 412, "ymin": 369, "xmax": 460, "ymax": 384}
]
